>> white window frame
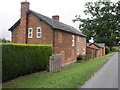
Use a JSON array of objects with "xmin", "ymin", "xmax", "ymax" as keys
[
  {"xmin": 28, "ymin": 28, "xmax": 33, "ymax": 38},
  {"xmin": 78, "ymin": 37, "xmax": 80, "ymax": 42},
  {"xmin": 36, "ymin": 27, "xmax": 42, "ymax": 38},
  {"xmin": 72, "ymin": 35, "xmax": 75, "ymax": 46}
]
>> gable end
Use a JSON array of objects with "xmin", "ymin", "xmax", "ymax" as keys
[{"xmin": 8, "ymin": 19, "xmax": 20, "ymax": 31}]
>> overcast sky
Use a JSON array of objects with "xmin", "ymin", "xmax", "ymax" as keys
[{"xmin": 0, "ymin": 0, "xmax": 118, "ymax": 40}]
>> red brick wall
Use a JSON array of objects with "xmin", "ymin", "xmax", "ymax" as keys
[
  {"xmin": 89, "ymin": 44, "xmax": 105, "ymax": 57},
  {"xmin": 27, "ymin": 14, "xmax": 53, "ymax": 45},
  {"xmin": 89, "ymin": 44, "xmax": 101, "ymax": 57},
  {"xmin": 100, "ymin": 48, "xmax": 103, "ymax": 57},
  {"xmin": 86, "ymin": 46, "xmax": 95, "ymax": 56},
  {"xmin": 53, "ymin": 30, "xmax": 75, "ymax": 64},
  {"xmin": 11, "ymin": 24, "xmax": 20, "ymax": 43},
  {"xmin": 11, "ymin": 13, "xmax": 53, "ymax": 45},
  {"xmin": 54, "ymin": 30, "xmax": 86, "ymax": 64},
  {"xmin": 102, "ymin": 47, "xmax": 105, "ymax": 56},
  {"xmin": 76, "ymin": 35, "xmax": 86, "ymax": 56},
  {"xmin": 86, "ymin": 46, "xmax": 99, "ymax": 58}
]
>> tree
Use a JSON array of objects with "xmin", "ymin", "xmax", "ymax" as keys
[
  {"xmin": 0, "ymin": 38, "xmax": 10, "ymax": 43},
  {"xmin": 73, "ymin": 0, "xmax": 120, "ymax": 49}
]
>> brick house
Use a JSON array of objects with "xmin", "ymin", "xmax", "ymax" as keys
[
  {"xmin": 9, "ymin": 1, "xmax": 87, "ymax": 66},
  {"xmin": 87, "ymin": 43, "xmax": 105, "ymax": 57}
]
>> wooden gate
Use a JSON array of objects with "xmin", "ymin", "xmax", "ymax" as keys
[{"xmin": 49, "ymin": 54, "xmax": 62, "ymax": 72}]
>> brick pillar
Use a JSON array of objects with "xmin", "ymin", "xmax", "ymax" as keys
[{"xmin": 18, "ymin": 1, "xmax": 30, "ymax": 43}]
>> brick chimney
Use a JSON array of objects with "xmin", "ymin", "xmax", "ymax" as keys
[
  {"xmin": 52, "ymin": 15, "xmax": 59, "ymax": 21},
  {"xmin": 18, "ymin": 1, "xmax": 30, "ymax": 43}
]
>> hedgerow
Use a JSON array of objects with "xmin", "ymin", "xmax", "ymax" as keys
[{"xmin": 2, "ymin": 43, "xmax": 52, "ymax": 82}]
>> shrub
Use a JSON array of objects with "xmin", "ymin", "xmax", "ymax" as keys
[
  {"xmin": 2, "ymin": 43, "xmax": 52, "ymax": 82},
  {"xmin": 111, "ymin": 47, "xmax": 119, "ymax": 52},
  {"xmin": 77, "ymin": 54, "xmax": 83, "ymax": 62},
  {"xmin": 105, "ymin": 46, "xmax": 110, "ymax": 54}
]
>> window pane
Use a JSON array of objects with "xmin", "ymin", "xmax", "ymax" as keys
[
  {"xmin": 29, "ymin": 34, "xmax": 31, "ymax": 37},
  {"xmin": 37, "ymin": 29, "xmax": 41, "ymax": 32},
  {"xmin": 37, "ymin": 33, "xmax": 40, "ymax": 36},
  {"xmin": 72, "ymin": 35, "xmax": 74, "ymax": 40},
  {"xmin": 29, "ymin": 29, "xmax": 32, "ymax": 32},
  {"xmin": 37, "ymin": 27, "xmax": 41, "ymax": 38},
  {"xmin": 28, "ymin": 28, "xmax": 33, "ymax": 38}
]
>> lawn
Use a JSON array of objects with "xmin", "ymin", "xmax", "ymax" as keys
[{"xmin": 3, "ymin": 56, "xmax": 111, "ymax": 88}]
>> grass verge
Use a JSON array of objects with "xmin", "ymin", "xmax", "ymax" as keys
[
  {"xmin": 3, "ymin": 57, "xmax": 109, "ymax": 88},
  {"xmin": 105, "ymin": 52, "xmax": 116, "ymax": 57}
]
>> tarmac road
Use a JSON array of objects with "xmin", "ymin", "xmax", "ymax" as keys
[{"xmin": 81, "ymin": 52, "xmax": 118, "ymax": 88}]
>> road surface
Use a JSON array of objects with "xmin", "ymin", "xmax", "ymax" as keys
[{"xmin": 81, "ymin": 52, "xmax": 118, "ymax": 88}]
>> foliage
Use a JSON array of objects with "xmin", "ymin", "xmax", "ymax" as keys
[
  {"xmin": 77, "ymin": 54, "xmax": 83, "ymax": 61},
  {"xmin": 3, "ymin": 58, "xmax": 108, "ymax": 88},
  {"xmin": 0, "ymin": 38, "xmax": 10, "ymax": 43},
  {"xmin": 105, "ymin": 52, "xmax": 115, "ymax": 57},
  {"xmin": 2, "ymin": 43, "xmax": 52, "ymax": 82},
  {"xmin": 110, "ymin": 46, "xmax": 119, "ymax": 52},
  {"xmin": 112, "ymin": 46, "xmax": 119, "ymax": 51},
  {"xmin": 105, "ymin": 46, "xmax": 110, "ymax": 54},
  {"xmin": 73, "ymin": 0, "xmax": 120, "ymax": 48}
]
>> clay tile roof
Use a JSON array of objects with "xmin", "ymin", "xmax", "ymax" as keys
[
  {"xmin": 9, "ymin": 10, "xmax": 86, "ymax": 37},
  {"xmin": 88, "ymin": 43, "xmax": 105, "ymax": 48},
  {"xmin": 94, "ymin": 43, "xmax": 105, "ymax": 48},
  {"xmin": 87, "ymin": 46, "xmax": 99, "ymax": 50}
]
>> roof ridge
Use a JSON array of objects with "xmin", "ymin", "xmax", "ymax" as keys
[
  {"xmin": 29, "ymin": 10, "xmax": 80, "ymax": 30},
  {"xmin": 9, "ymin": 10, "xmax": 86, "ymax": 37},
  {"xmin": 28, "ymin": 10, "xmax": 86, "ymax": 37}
]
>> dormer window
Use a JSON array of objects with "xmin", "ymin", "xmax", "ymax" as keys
[
  {"xmin": 28, "ymin": 28, "xmax": 33, "ymax": 38},
  {"xmin": 37, "ymin": 27, "xmax": 41, "ymax": 38}
]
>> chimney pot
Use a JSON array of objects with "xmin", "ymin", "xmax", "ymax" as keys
[{"xmin": 52, "ymin": 15, "xmax": 59, "ymax": 21}]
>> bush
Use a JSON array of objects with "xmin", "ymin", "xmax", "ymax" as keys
[
  {"xmin": 77, "ymin": 54, "xmax": 83, "ymax": 62},
  {"xmin": 2, "ymin": 43, "xmax": 52, "ymax": 82},
  {"xmin": 111, "ymin": 47, "xmax": 119, "ymax": 52},
  {"xmin": 105, "ymin": 46, "xmax": 110, "ymax": 54}
]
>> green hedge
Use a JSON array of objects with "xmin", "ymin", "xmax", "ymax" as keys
[
  {"xmin": 105, "ymin": 46, "xmax": 110, "ymax": 54},
  {"xmin": 2, "ymin": 43, "xmax": 52, "ymax": 82}
]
